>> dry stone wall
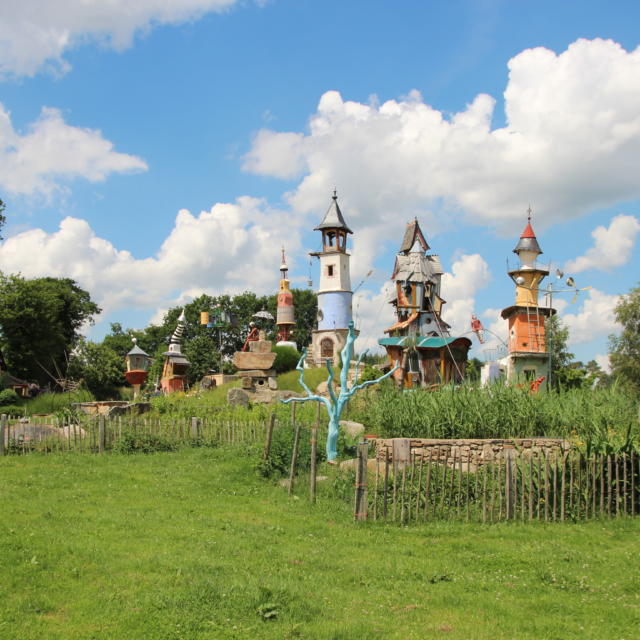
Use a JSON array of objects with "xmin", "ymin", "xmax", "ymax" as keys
[{"xmin": 374, "ymin": 437, "xmax": 571, "ymax": 471}]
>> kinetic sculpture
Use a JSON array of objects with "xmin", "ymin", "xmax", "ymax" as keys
[{"xmin": 282, "ymin": 321, "xmax": 399, "ymax": 462}]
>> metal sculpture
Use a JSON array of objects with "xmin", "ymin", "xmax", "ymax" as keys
[{"xmin": 282, "ymin": 321, "xmax": 399, "ymax": 462}]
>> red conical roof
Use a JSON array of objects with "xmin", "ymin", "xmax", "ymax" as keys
[
  {"xmin": 520, "ymin": 220, "xmax": 536, "ymax": 239},
  {"xmin": 513, "ymin": 210, "xmax": 542, "ymax": 255}
]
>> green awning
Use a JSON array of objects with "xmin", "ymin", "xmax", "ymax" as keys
[{"xmin": 378, "ymin": 336, "xmax": 471, "ymax": 349}]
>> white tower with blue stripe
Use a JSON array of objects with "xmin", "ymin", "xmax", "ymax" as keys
[{"xmin": 310, "ymin": 190, "xmax": 355, "ymax": 365}]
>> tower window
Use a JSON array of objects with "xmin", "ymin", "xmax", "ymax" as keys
[{"xmin": 327, "ymin": 265, "xmax": 335, "ymax": 277}]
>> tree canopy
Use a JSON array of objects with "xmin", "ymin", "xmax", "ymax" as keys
[
  {"xmin": 609, "ymin": 283, "xmax": 640, "ymax": 394},
  {"xmin": 0, "ymin": 274, "xmax": 101, "ymax": 386}
]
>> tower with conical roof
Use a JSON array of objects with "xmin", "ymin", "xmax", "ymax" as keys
[
  {"xmin": 276, "ymin": 248, "xmax": 297, "ymax": 349},
  {"xmin": 500, "ymin": 210, "xmax": 555, "ymax": 387},
  {"xmin": 309, "ymin": 190, "xmax": 354, "ymax": 365},
  {"xmin": 161, "ymin": 309, "xmax": 190, "ymax": 394}
]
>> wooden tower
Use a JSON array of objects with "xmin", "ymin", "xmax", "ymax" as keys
[{"xmin": 500, "ymin": 211, "xmax": 556, "ymax": 387}]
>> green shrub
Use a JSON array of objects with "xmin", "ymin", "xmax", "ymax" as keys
[
  {"xmin": 112, "ymin": 432, "xmax": 177, "ymax": 454},
  {"xmin": 271, "ymin": 346, "xmax": 301, "ymax": 374},
  {"xmin": 0, "ymin": 388, "xmax": 19, "ymax": 406},
  {"xmin": 0, "ymin": 404, "xmax": 25, "ymax": 417}
]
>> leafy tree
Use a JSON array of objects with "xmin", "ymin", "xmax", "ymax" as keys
[
  {"xmin": 67, "ymin": 340, "xmax": 125, "ymax": 399},
  {"xmin": 0, "ymin": 274, "xmax": 100, "ymax": 385},
  {"xmin": 544, "ymin": 314, "xmax": 574, "ymax": 389},
  {"xmin": 609, "ymin": 283, "xmax": 640, "ymax": 394},
  {"xmin": 0, "ymin": 198, "xmax": 5, "ymax": 241},
  {"xmin": 465, "ymin": 357, "xmax": 483, "ymax": 383}
]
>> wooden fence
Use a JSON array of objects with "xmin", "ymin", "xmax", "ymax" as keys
[
  {"xmin": 355, "ymin": 442, "xmax": 639, "ymax": 523},
  {"xmin": 0, "ymin": 413, "xmax": 270, "ymax": 455}
]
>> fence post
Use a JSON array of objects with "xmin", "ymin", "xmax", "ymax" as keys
[
  {"xmin": 310, "ymin": 402, "xmax": 320, "ymax": 504},
  {"xmin": 263, "ymin": 413, "xmax": 276, "ymax": 461},
  {"xmin": 190, "ymin": 417, "xmax": 200, "ymax": 440},
  {"xmin": 98, "ymin": 415, "xmax": 106, "ymax": 453},
  {"xmin": 354, "ymin": 439, "xmax": 369, "ymax": 521},
  {"xmin": 288, "ymin": 404, "xmax": 301, "ymax": 497},
  {"xmin": 505, "ymin": 448, "xmax": 516, "ymax": 520},
  {"xmin": 0, "ymin": 414, "xmax": 6, "ymax": 456}
]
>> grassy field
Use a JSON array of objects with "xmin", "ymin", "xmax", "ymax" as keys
[{"xmin": 1, "ymin": 448, "xmax": 638, "ymax": 639}]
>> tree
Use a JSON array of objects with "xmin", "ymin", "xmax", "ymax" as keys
[
  {"xmin": 609, "ymin": 283, "xmax": 640, "ymax": 394},
  {"xmin": 0, "ymin": 198, "xmax": 5, "ymax": 241},
  {"xmin": 544, "ymin": 314, "xmax": 574, "ymax": 390},
  {"xmin": 67, "ymin": 339, "xmax": 125, "ymax": 399},
  {"xmin": 0, "ymin": 274, "xmax": 101, "ymax": 385}
]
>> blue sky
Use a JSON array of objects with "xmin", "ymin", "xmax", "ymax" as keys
[{"xmin": 1, "ymin": 0, "xmax": 639, "ymax": 368}]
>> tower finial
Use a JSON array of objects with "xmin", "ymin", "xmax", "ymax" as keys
[
  {"xmin": 527, "ymin": 204, "xmax": 532, "ymax": 222},
  {"xmin": 333, "ymin": 188, "xmax": 337, "ymax": 199}
]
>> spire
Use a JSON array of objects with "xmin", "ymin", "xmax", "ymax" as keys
[
  {"xmin": 168, "ymin": 309, "xmax": 186, "ymax": 352},
  {"xmin": 313, "ymin": 189, "xmax": 353, "ymax": 234},
  {"xmin": 280, "ymin": 247, "xmax": 288, "ymax": 274},
  {"xmin": 513, "ymin": 207, "xmax": 542, "ymax": 255},
  {"xmin": 399, "ymin": 217, "xmax": 429, "ymax": 254}
]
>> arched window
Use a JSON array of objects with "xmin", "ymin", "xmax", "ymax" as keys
[{"xmin": 320, "ymin": 338, "xmax": 334, "ymax": 359}]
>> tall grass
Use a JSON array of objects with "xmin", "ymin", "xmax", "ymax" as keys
[
  {"xmin": 352, "ymin": 382, "xmax": 639, "ymax": 453},
  {"xmin": 21, "ymin": 389, "xmax": 95, "ymax": 415}
]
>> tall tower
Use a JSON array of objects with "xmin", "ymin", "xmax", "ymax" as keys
[
  {"xmin": 276, "ymin": 248, "xmax": 297, "ymax": 349},
  {"xmin": 500, "ymin": 211, "xmax": 555, "ymax": 386},
  {"xmin": 161, "ymin": 309, "xmax": 190, "ymax": 394},
  {"xmin": 310, "ymin": 190, "xmax": 354, "ymax": 365}
]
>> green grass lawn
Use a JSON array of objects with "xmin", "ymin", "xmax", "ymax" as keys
[{"xmin": 1, "ymin": 448, "xmax": 638, "ymax": 639}]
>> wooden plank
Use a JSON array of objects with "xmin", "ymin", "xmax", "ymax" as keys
[
  {"xmin": 615, "ymin": 453, "xmax": 620, "ymax": 517},
  {"xmin": 498, "ymin": 453, "xmax": 503, "ymax": 521},
  {"xmin": 560, "ymin": 453, "xmax": 566, "ymax": 522},
  {"xmin": 440, "ymin": 448, "xmax": 448, "ymax": 519},
  {"xmin": 482, "ymin": 460, "xmax": 487, "ymax": 524},
  {"xmin": 0, "ymin": 414, "xmax": 6, "ymax": 456},
  {"xmin": 552, "ymin": 454, "xmax": 558, "ymax": 522},
  {"xmin": 584, "ymin": 452, "xmax": 590, "ymax": 520},
  {"xmin": 456, "ymin": 448, "xmax": 462, "ymax": 519},
  {"xmin": 383, "ymin": 448, "xmax": 390, "ymax": 521},
  {"xmin": 607, "ymin": 454, "xmax": 612, "ymax": 518},
  {"xmin": 354, "ymin": 441, "xmax": 369, "ymax": 521},
  {"xmin": 631, "ymin": 452, "xmax": 636, "ymax": 517},
  {"xmin": 528, "ymin": 454, "xmax": 534, "ymax": 521},
  {"xmin": 576, "ymin": 452, "xmax": 582, "ymax": 520},
  {"xmin": 287, "ymin": 406, "xmax": 301, "ymax": 497},
  {"xmin": 622, "ymin": 453, "xmax": 628, "ymax": 516},
  {"xmin": 600, "ymin": 454, "xmax": 605, "ymax": 518},
  {"xmin": 262, "ymin": 414, "xmax": 276, "ymax": 460},
  {"xmin": 505, "ymin": 449, "xmax": 515, "ymax": 520},
  {"xmin": 399, "ymin": 455, "xmax": 408, "ymax": 524},
  {"xmin": 373, "ymin": 454, "xmax": 379, "ymax": 522},
  {"xmin": 310, "ymin": 404, "xmax": 319, "ymax": 505},
  {"xmin": 592, "ymin": 457, "xmax": 597, "ymax": 517},
  {"xmin": 424, "ymin": 449, "xmax": 432, "ymax": 522},
  {"xmin": 98, "ymin": 415, "xmax": 106, "ymax": 454},
  {"xmin": 490, "ymin": 460, "xmax": 496, "ymax": 523},
  {"xmin": 392, "ymin": 441, "xmax": 398, "ymax": 522},
  {"xmin": 416, "ymin": 451, "xmax": 424, "ymax": 522}
]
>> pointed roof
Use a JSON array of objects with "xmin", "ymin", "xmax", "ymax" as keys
[
  {"xmin": 513, "ymin": 209, "xmax": 542, "ymax": 255},
  {"xmin": 314, "ymin": 190, "xmax": 353, "ymax": 234},
  {"xmin": 127, "ymin": 337, "xmax": 149, "ymax": 358},
  {"xmin": 399, "ymin": 218, "xmax": 429, "ymax": 254}
]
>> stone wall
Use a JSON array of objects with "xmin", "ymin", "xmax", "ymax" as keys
[{"xmin": 373, "ymin": 437, "xmax": 571, "ymax": 471}]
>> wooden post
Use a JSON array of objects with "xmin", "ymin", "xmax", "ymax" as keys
[
  {"xmin": 631, "ymin": 452, "xmax": 636, "ymax": 517},
  {"xmin": 287, "ymin": 405, "xmax": 301, "ymax": 497},
  {"xmin": 190, "ymin": 417, "xmax": 200, "ymax": 440},
  {"xmin": 0, "ymin": 414, "xmax": 7, "ymax": 456},
  {"xmin": 607, "ymin": 454, "xmax": 612, "ymax": 518},
  {"xmin": 354, "ymin": 440, "xmax": 369, "ymax": 521},
  {"xmin": 560, "ymin": 453, "xmax": 567, "ymax": 522},
  {"xmin": 383, "ymin": 447, "xmax": 390, "ymax": 521},
  {"xmin": 262, "ymin": 413, "xmax": 276, "ymax": 461},
  {"xmin": 98, "ymin": 415, "xmax": 106, "ymax": 453},
  {"xmin": 309, "ymin": 403, "xmax": 320, "ymax": 505},
  {"xmin": 505, "ymin": 449, "xmax": 516, "ymax": 520}
]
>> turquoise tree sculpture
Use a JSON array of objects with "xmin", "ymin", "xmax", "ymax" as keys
[{"xmin": 282, "ymin": 321, "xmax": 399, "ymax": 462}]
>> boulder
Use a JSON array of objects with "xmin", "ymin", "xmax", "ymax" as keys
[
  {"xmin": 340, "ymin": 420, "xmax": 365, "ymax": 439},
  {"xmin": 248, "ymin": 340, "xmax": 273, "ymax": 354},
  {"xmin": 273, "ymin": 389, "xmax": 303, "ymax": 402},
  {"xmin": 233, "ymin": 352, "xmax": 277, "ymax": 370},
  {"xmin": 227, "ymin": 387, "xmax": 249, "ymax": 408}
]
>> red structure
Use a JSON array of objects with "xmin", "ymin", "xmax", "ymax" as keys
[{"xmin": 276, "ymin": 248, "xmax": 296, "ymax": 348}]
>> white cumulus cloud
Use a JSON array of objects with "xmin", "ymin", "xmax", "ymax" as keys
[
  {"xmin": 0, "ymin": 103, "xmax": 147, "ymax": 197},
  {"xmin": 564, "ymin": 214, "xmax": 640, "ymax": 273},
  {"xmin": 0, "ymin": 197, "xmax": 302, "ymax": 319},
  {"xmin": 559, "ymin": 289, "xmax": 620, "ymax": 346},
  {"xmin": 245, "ymin": 38, "xmax": 640, "ymax": 235},
  {"xmin": 0, "ymin": 0, "xmax": 240, "ymax": 78}
]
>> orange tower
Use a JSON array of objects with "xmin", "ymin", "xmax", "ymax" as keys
[
  {"xmin": 500, "ymin": 211, "xmax": 556, "ymax": 386},
  {"xmin": 276, "ymin": 248, "xmax": 296, "ymax": 349}
]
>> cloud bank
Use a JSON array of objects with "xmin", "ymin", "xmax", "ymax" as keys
[
  {"xmin": 245, "ymin": 39, "xmax": 640, "ymax": 235},
  {"xmin": 0, "ymin": 104, "xmax": 147, "ymax": 197},
  {"xmin": 0, "ymin": 0, "xmax": 240, "ymax": 78}
]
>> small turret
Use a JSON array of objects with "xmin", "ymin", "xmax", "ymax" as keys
[{"xmin": 161, "ymin": 309, "xmax": 190, "ymax": 394}]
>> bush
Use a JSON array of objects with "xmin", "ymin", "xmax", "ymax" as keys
[
  {"xmin": 271, "ymin": 346, "xmax": 301, "ymax": 374},
  {"xmin": 112, "ymin": 432, "xmax": 177, "ymax": 454},
  {"xmin": 0, "ymin": 405, "xmax": 24, "ymax": 417},
  {"xmin": 0, "ymin": 388, "xmax": 20, "ymax": 406}
]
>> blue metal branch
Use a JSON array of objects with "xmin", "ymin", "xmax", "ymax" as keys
[
  {"xmin": 346, "ymin": 362, "xmax": 400, "ymax": 398},
  {"xmin": 325, "ymin": 358, "xmax": 338, "ymax": 407}
]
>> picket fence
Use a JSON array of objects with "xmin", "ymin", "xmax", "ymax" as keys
[
  {"xmin": 0, "ymin": 413, "xmax": 271, "ymax": 455},
  {"xmin": 354, "ymin": 442, "xmax": 639, "ymax": 523}
]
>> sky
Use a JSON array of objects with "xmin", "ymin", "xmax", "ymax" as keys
[{"xmin": 1, "ymin": 0, "xmax": 639, "ymax": 370}]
